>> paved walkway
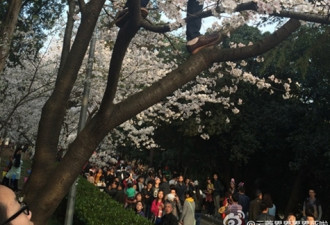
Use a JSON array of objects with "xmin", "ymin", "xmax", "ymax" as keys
[{"xmin": 201, "ymin": 214, "xmax": 223, "ymax": 225}]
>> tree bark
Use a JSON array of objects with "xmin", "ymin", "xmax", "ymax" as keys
[
  {"xmin": 22, "ymin": 1, "xmax": 106, "ymax": 224},
  {"xmin": 0, "ymin": 0, "xmax": 22, "ymax": 74},
  {"xmin": 58, "ymin": 0, "xmax": 76, "ymax": 74},
  {"xmin": 285, "ymin": 169, "xmax": 304, "ymax": 214}
]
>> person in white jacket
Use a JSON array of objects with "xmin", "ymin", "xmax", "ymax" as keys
[{"xmin": 2, "ymin": 148, "xmax": 23, "ymax": 192}]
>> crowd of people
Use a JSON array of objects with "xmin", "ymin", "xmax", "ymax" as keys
[
  {"xmin": 83, "ymin": 162, "xmax": 204, "ymax": 225},
  {"xmin": 82, "ymin": 159, "xmax": 324, "ymax": 225},
  {"xmin": 0, "ymin": 147, "xmax": 324, "ymax": 225}
]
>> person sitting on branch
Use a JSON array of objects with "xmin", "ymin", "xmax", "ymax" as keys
[{"xmin": 116, "ymin": 0, "xmax": 220, "ymax": 54}]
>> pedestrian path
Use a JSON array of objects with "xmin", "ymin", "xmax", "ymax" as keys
[{"xmin": 201, "ymin": 214, "xmax": 223, "ymax": 225}]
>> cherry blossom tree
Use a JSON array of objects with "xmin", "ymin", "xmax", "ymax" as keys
[
  {"xmin": 0, "ymin": 42, "xmax": 59, "ymax": 143},
  {"xmin": 1, "ymin": 0, "xmax": 328, "ymax": 224}
]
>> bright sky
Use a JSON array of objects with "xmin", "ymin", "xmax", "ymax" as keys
[{"xmin": 168, "ymin": 13, "xmax": 279, "ymax": 39}]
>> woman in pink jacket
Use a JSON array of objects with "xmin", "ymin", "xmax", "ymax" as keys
[{"xmin": 151, "ymin": 190, "xmax": 165, "ymax": 224}]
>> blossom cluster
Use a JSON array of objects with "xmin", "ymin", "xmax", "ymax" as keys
[{"xmin": 1, "ymin": 0, "xmax": 323, "ymax": 155}]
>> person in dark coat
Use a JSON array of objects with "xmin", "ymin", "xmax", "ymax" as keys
[
  {"xmin": 175, "ymin": 175, "xmax": 187, "ymax": 205},
  {"xmin": 256, "ymin": 201, "xmax": 275, "ymax": 224},
  {"xmin": 114, "ymin": 183, "xmax": 126, "ymax": 205},
  {"xmin": 237, "ymin": 184, "xmax": 250, "ymax": 216},
  {"xmin": 249, "ymin": 190, "xmax": 263, "ymax": 221},
  {"xmin": 161, "ymin": 201, "xmax": 178, "ymax": 225}
]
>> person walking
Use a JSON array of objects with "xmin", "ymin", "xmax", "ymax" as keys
[
  {"xmin": 302, "ymin": 189, "xmax": 322, "ymax": 221},
  {"xmin": 176, "ymin": 175, "xmax": 187, "ymax": 206},
  {"xmin": 179, "ymin": 190, "xmax": 196, "ymax": 225},
  {"xmin": 2, "ymin": 148, "xmax": 23, "ymax": 192},
  {"xmin": 165, "ymin": 186, "xmax": 182, "ymax": 220},
  {"xmin": 213, "ymin": 173, "xmax": 224, "ymax": 216},
  {"xmin": 255, "ymin": 201, "xmax": 275, "ymax": 224},
  {"xmin": 160, "ymin": 201, "xmax": 178, "ymax": 225},
  {"xmin": 193, "ymin": 181, "xmax": 203, "ymax": 225},
  {"xmin": 151, "ymin": 190, "xmax": 165, "ymax": 224},
  {"xmin": 237, "ymin": 183, "xmax": 250, "ymax": 218},
  {"xmin": 225, "ymin": 192, "xmax": 242, "ymax": 216},
  {"xmin": 142, "ymin": 180, "xmax": 154, "ymax": 219},
  {"xmin": 205, "ymin": 176, "xmax": 214, "ymax": 215},
  {"xmin": 249, "ymin": 190, "xmax": 262, "ymax": 221}
]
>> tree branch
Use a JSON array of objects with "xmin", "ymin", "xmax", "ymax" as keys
[
  {"xmin": 55, "ymin": 21, "xmax": 301, "ymax": 181},
  {"xmin": 210, "ymin": 19, "xmax": 301, "ymax": 62},
  {"xmin": 104, "ymin": 19, "xmax": 301, "ymax": 130},
  {"xmin": 77, "ymin": 0, "xmax": 85, "ymax": 12},
  {"xmin": 99, "ymin": 0, "xmax": 142, "ymax": 108},
  {"xmin": 273, "ymin": 10, "xmax": 330, "ymax": 24},
  {"xmin": 142, "ymin": 1, "xmax": 328, "ymax": 34},
  {"xmin": 58, "ymin": 0, "xmax": 76, "ymax": 74},
  {"xmin": 24, "ymin": 1, "xmax": 106, "ymax": 223}
]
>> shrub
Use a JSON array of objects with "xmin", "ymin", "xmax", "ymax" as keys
[{"xmin": 75, "ymin": 177, "xmax": 153, "ymax": 225}]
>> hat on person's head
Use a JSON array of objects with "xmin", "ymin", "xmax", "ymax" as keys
[
  {"xmin": 167, "ymin": 193, "xmax": 175, "ymax": 201},
  {"xmin": 219, "ymin": 206, "xmax": 226, "ymax": 214}
]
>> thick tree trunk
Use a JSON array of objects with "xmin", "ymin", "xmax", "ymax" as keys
[
  {"xmin": 285, "ymin": 169, "xmax": 304, "ymax": 214},
  {"xmin": 22, "ymin": 1, "xmax": 106, "ymax": 225},
  {"xmin": 0, "ymin": 0, "xmax": 22, "ymax": 74},
  {"xmin": 149, "ymin": 148, "xmax": 154, "ymax": 166}
]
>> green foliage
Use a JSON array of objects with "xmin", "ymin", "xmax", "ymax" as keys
[
  {"xmin": 260, "ymin": 25, "xmax": 330, "ymax": 79},
  {"xmin": 75, "ymin": 178, "xmax": 153, "ymax": 225},
  {"xmin": 0, "ymin": 0, "xmax": 66, "ymax": 66},
  {"xmin": 223, "ymin": 24, "xmax": 264, "ymax": 47},
  {"xmin": 124, "ymin": 24, "xmax": 330, "ymax": 217}
]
